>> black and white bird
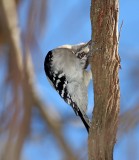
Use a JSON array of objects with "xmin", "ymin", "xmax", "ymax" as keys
[{"xmin": 44, "ymin": 40, "xmax": 92, "ymax": 133}]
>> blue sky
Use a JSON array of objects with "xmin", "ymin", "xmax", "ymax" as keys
[{"xmin": 19, "ymin": 0, "xmax": 139, "ymax": 159}]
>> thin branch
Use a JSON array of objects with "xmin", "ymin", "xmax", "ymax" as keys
[
  {"xmin": 0, "ymin": 0, "xmax": 78, "ymax": 159},
  {"xmin": 118, "ymin": 20, "xmax": 123, "ymax": 42}
]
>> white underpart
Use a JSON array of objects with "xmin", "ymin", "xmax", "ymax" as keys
[
  {"xmin": 83, "ymin": 70, "xmax": 92, "ymax": 86},
  {"xmin": 51, "ymin": 48, "xmax": 92, "ymax": 112}
]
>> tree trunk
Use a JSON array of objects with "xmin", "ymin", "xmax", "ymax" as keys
[{"xmin": 88, "ymin": 0, "xmax": 120, "ymax": 160}]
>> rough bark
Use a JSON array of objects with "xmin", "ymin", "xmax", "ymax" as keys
[{"xmin": 88, "ymin": 0, "xmax": 120, "ymax": 160}]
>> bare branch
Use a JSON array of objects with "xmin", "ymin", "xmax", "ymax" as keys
[
  {"xmin": 0, "ymin": 0, "xmax": 78, "ymax": 159},
  {"xmin": 118, "ymin": 20, "xmax": 123, "ymax": 42}
]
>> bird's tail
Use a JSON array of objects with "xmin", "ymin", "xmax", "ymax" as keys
[
  {"xmin": 74, "ymin": 107, "xmax": 91, "ymax": 133},
  {"xmin": 78, "ymin": 109, "xmax": 91, "ymax": 133}
]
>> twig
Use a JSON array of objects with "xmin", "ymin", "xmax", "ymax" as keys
[{"xmin": 118, "ymin": 20, "xmax": 123, "ymax": 42}]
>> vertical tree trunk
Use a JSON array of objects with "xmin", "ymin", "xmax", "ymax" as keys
[{"xmin": 88, "ymin": 0, "xmax": 120, "ymax": 160}]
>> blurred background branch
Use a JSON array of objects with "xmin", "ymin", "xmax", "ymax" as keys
[
  {"xmin": 0, "ymin": 0, "xmax": 139, "ymax": 160},
  {"xmin": 0, "ymin": 0, "xmax": 78, "ymax": 160}
]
